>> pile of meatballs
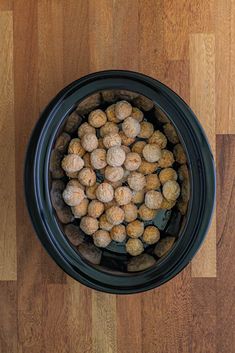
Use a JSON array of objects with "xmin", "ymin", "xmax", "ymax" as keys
[{"xmin": 50, "ymin": 91, "xmax": 189, "ymax": 271}]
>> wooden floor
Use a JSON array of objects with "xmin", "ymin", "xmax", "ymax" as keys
[{"xmin": 0, "ymin": 1, "xmax": 234, "ymax": 352}]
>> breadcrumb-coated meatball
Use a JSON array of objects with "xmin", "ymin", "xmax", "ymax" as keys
[
  {"xmin": 122, "ymin": 203, "xmax": 138, "ymax": 222},
  {"xmin": 62, "ymin": 185, "xmax": 85, "ymax": 207},
  {"xmin": 132, "ymin": 107, "xmax": 144, "ymax": 122},
  {"xmin": 119, "ymin": 131, "xmax": 135, "ymax": 146},
  {"xmin": 71, "ymin": 198, "xmax": 89, "ymax": 218},
  {"xmin": 106, "ymin": 179, "xmax": 123, "ymax": 189},
  {"xmin": 83, "ymin": 153, "xmax": 92, "ymax": 168},
  {"xmin": 99, "ymin": 214, "xmax": 113, "ymax": 231},
  {"xmin": 163, "ymin": 123, "xmax": 179, "ymax": 144},
  {"xmin": 124, "ymin": 152, "xmax": 142, "ymax": 171},
  {"xmin": 143, "ymin": 144, "xmax": 162, "ymax": 163},
  {"xmin": 88, "ymin": 200, "xmax": 104, "ymax": 218},
  {"xmin": 178, "ymin": 164, "xmax": 189, "ymax": 182},
  {"xmin": 110, "ymin": 225, "xmax": 126, "ymax": 242},
  {"xmin": 115, "ymin": 100, "xmax": 132, "ymax": 120},
  {"xmin": 159, "ymin": 167, "xmax": 177, "ymax": 185},
  {"xmin": 102, "ymin": 90, "xmax": 117, "ymax": 103},
  {"xmin": 55, "ymin": 132, "xmax": 71, "ymax": 153},
  {"xmin": 126, "ymin": 220, "xmax": 144, "ymax": 238},
  {"xmin": 133, "ymin": 95, "xmax": 154, "ymax": 111},
  {"xmin": 121, "ymin": 145, "xmax": 131, "ymax": 154},
  {"xmin": 80, "ymin": 216, "xmax": 99, "ymax": 235},
  {"xmin": 138, "ymin": 204, "xmax": 157, "ymax": 221},
  {"xmin": 68, "ymin": 138, "xmax": 86, "ymax": 157},
  {"xmin": 100, "ymin": 121, "xmax": 119, "ymax": 137},
  {"xmin": 145, "ymin": 174, "xmax": 161, "ymax": 191},
  {"xmin": 143, "ymin": 226, "xmax": 160, "ymax": 245},
  {"xmin": 67, "ymin": 179, "xmax": 85, "ymax": 190},
  {"xmin": 161, "ymin": 197, "xmax": 176, "ymax": 210},
  {"xmin": 90, "ymin": 149, "xmax": 107, "ymax": 170},
  {"xmin": 106, "ymin": 206, "xmax": 125, "ymax": 225},
  {"xmin": 93, "ymin": 230, "xmax": 111, "ymax": 248},
  {"xmin": 105, "ymin": 166, "xmax": 124, "ymax": 182},
  {"xmin": 88, "ymin": 109, "xmax": 107, "ymax": 128},
  {"xmin": 138, "ymin": 121, "xmax": 154, "ymax": 138},
  {"xmin": 132, "ymin": 190, "xmax": 145, "ymax": 204},
  {"xmin": 137, "ymin": 159, "xmax": 158, "ymax": 175},
  {"xmin": 105, "ymin": 104, "xmax": 119, "ymax": 123},
  {"xmin": 98, "ymin": 138, "xmax": 105, "ymax": 149},
  {"xmin": 145, "ymin": 190, "xmax": 163, "ymax": 209},
  {"xmin": 66, "ymin": 171, "xmax": 79, "ymax": 179},
  {"xmin": 64, "ymin": 112, "xmax": 82, "ymax": 134},
  {"xmin": 154, "ymin": 107, "xmax": 170, "ymax": 124},
  {"xmin": 131, "ymin": 140, "xmax": 146, "ymax": 155},
  {"xmin": 148, "ymin": 130, "xmax": 167, "ymax": 149},
  {"xmin": 122, "ymin": 117, "xmax": 141, "ymax": 138},
  {"xmin": 154, "ymin": 236, "xmax": 175, "ymax": 257},
  {"xmin": 173, "ymin": 144, "xmax": 187, "ymax": 164},
  {"xmin": 61, "ymin": 154, "xmax": 84, "ymax": 173},
  {"xmin": 177, "ymin": 198, "xmax": 188, "ymax": 215},
  {"xmin": 104, "ymin": 199, "xmax": 118, "ymax": 210},
  {"xmin": 106, "ymin": 146, "xmax": 126, "ymax": 167},
  {"xmin": 158, "ymin": 149, "xmax": 175, "ymax": 168},
  {"xmin": 78, "ymin": 168, "xmax": 96, "ymax": 187},
  {"xmin": 115, "ymin": 186, "xmax": 133, "ymax": 206},
  {"xmin": 86, "ymin": 182, "xmax": 99, "ymax": 200},
  {"xmin": 81, "ymin": 133, "xmax": 98, "ymax": 152},
  {"xmin": 96, "ymin": 182, "xmax": 114, "ymax": 202},
  {"xmin": 76, "ymin": 93, "xmax": 101, "ymax": 115},
  {"xmin": 127, "ymin": 253, "xmax": 156, "ymax": 271},
  {"xmin": 103, "ymin": 133, "xmax": 122, "ymax": 148},
  {"xmin": 78, "ymin": 122, "xmax": 96, "ymax": 138},
  {"xmin": 128, "ymin": 172, "xmax": 146, "ymax": 191},
  {"xmin": 162, "ymin": 180, "xmax": 180, "ymax": 201},
  {"xmin": 126, "ymin": 238, "xmax": 144, "ymax": 256}
]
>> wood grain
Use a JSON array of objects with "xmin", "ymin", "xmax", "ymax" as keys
[
  {"xmin": 216, "ymin": 135, "xmax": 235, "ymax": 353},
  {"xmin": 189, "ymin": 33, "xmax": 216, "ymax": 277},
  {"xmin": 0, "ymin": 10, "xmax": 16, "ymax": 280}
]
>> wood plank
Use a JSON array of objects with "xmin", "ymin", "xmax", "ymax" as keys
[
  {"xmin": 0, "ymin": 10, "xmax": 16, "ymax": 280},
  {"xmin": 13, "ymin": 2, "xmax": 43, "ymax": 352},
  {"xmin": 63, "ymin": 0, "xmax": 90, "ymax": 85},
  {"xmin": 163, "ymin": 60, "xmax": 189, "ymax": 104},
  {"xmin": 0, "ymin": 0, "xmax": 12, "ymax": 11},
  {"xmin": 164, "ymin": 0, "xmax": 189, "ymax": 60},
  {"xmin": 142, "ymin": 268, "xmax": 191, "ymax": 353},
  {"xmin": 215, "ymin": 0, "xmax": 235, "ymax": 133},
  {"xmin": 139, "ymin": 0, "xmax": 165, "ymax": 80},
  {"xmin": 0, "ymin": 282, "xmax": 17, "ymax": 353},
  {"xmin": 216, "ymin": 135, "xmax": 235, "ymax": 353},
  {"xmin": 189, "ymin": 0, "xmax": 215, "ymax": 33},
  {"xmin": 92, "ymin": 291, "xmax": 117, "ymax": 353},
  {"xmin": 116, "ymin": 294, "xmax": 142, "ymax": 353},
  {"xmin": 191, "ymin": 278, "xmax": 216, "ymax": 353},
  {"xmin": 189, "ymin": 33, "xmax": 216, "ymax": 277}
]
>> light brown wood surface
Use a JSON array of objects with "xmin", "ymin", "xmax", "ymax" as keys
[{"xmin": 0, "ymin": 1, "xmax": 234, "ymax": 352}]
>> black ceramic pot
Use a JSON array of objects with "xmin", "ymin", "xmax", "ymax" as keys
[{"xmin": 24, "ymin": 70, "xmax": 215, "ymax": 294}]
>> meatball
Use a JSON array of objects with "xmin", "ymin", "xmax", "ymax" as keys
[
  {"xmin": 99, "ymin": 214, "xmax": 113, "ymax": 231},
  {"xmin": 88, "ymin": 109, "xmax": 107, "ymax": 128},
  {"xmin": 88, "ymin": 200, "xmax": 105, "ymax": 218},
  {"xmin": 132, "ymin": 190, "xmax": 145, "ymax": 204},
  {"xmin": 83, "ymin": 152, "xmax": 92, "ymax": 168},
  {"xmin": 138, "ymin": 204, "xmax": 157, "ymax": 221},
  {"xmin": 162, "ymin": 180, "xmax": 180, "ymax": 201},
  {"xmin": 67, "ymin": 179, "xmax": 85, "ymax": 190},
  {"xmin": 121, "ymin": 145, "xmax": 131, "ymax": 155},
  {"xmin": 77, "ymin": 122, "xmax": 96, "ymax": 138},
  {"xmin": 131, "ymin": 140, "xmax": 146, "ymax": 155},
  {"xmin": 100, "ymin": 121, "xmax": 119, "ymax": 137},
  {"xmin": 126, "ymin": 220, "xmax": 144, "ymax": 238},
  {"xmin": 145, "ymin": 190, "xmax": 163, "ymax": 209},
  {"xmin": 115, "ymin": 186, "xmax": 133, "ymax": 206},
  {"xmin": 85, "ymin": 182, "xmax": 99, "ymax": 200},
  {"xmin": 61, "ymin": 154, "xmax": 84, "ymax": 173},
  {"xmin": 133, "ymin": 95, "xmax": 154, "ymax": 111},
  {"xmin": 103, "ymin": 133, "xmax": 122, "ymax": 149},
  {"xmin": 118, "ymin": 131, "xmax": 135, "ymax": 147},
  {"xmin": 127, "ymin": 172, "xmax": 146, "ymax": 191},
  {"xmin": 90, "ymin": 149, "xmax": 107, "ymax": 170},
  {"xmin": 126, "ymin": 238, "xmax": 144, "ymax": 256},
  {"xmin": 106, "ymin": 206, "xmax": 125, "ymax": 225},
  {"xmin": 148, "ymin": 130, "xmax": 167, "ymax": 149},
  {"xmin": 62, "ymin": 185, "xmax": 85, "ymax": 206},
  {"xmin": 64, "ymin": 112, "xmax": 81, "ymax": 134},
  {"xmin": 138, "ymin": 121, "xmax": 154, "ymax": 139},
  {"xmin": 98, "ymin": 138, "xmax": 105, "ymax": 149},
  {"xmin": 80, "ymin": 216, "xmax": 99, "ymax": 235},
  {"xmin": 159, "ymin": 168, "xmax": 177, "ymax": 185},
  {"xmin": 137, "ymin": 159, "xmax": 158, "ymax": 175},
  {"xmin": 158, "ymin": 149, "xmax": 175, "ymax": 168},
  {"xmin": 105, "ymin": 104, "xmax": 119, "ymax": 123},
  {"xmin": 68, "ymin": 138, "xmax": 86, "ymax": 156},
  {"xmin": 81, "ymin": 133, "xmax": 98, "ymax": 152},
  {"xmin": 122, "ymin": 203, "xmax": 138, "ymax": 222},
  {"xmin": 143, "ymin": 226, "xmax": 160, "ymax": 245},
  {"xmin": 161, "ymin": 197, "xmax": 176, "ymax": 210},
  {"xmin": 96, "ymin": 182, "xmax": 114, "ymax": 202},
  {"xmin": 124, "ymin": 152, "xmax": 142, "ymax": 171},
  {"xmin": 106, "ymin": 146, "xmax": 126, "ymax": 167},
  {"xmin": 71, "ymin": 198, "xmax": 89, "ymax": 218},
  {"xmin": 78, "ymin": 168, "xmax": 96, "ymax": 187},
  {"xmin": 145, "ymin": 174, "xmax": 161, "ymax": 191},
  {"xmin": 142, "ymin": 144, "xmax": 162, "ymax": 163},
  {"xmin": 173, "ymin": 144, "xmax": 187, "ymax": 164},
  {"xmin": 115, "ymin": 100, "xmax": 132, "ymax": 120},
  {"xmin": 122, "ymin": 117, "xmax": 141, "ymax": 138},
  {"xmin": 55, "ymin": 132, "xmax": 71, "ymax": 153},
  {"xmin": 163, "ymin": 123, "xmax": 179, "ymax": 144},
  {"xmin": 105, "ymin": 166, "xmax": 124, "ymax": 182},
  {"xmin": 93, "ymin": 230, "xmax": 111, "ymax": 248},
  {"xmin": 131, "ymin": 107, "xmax": 144, "ymax": 122},
  {"xmin": 110, "ymin": 225, "xmax": 126, "ymax": 243}
]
